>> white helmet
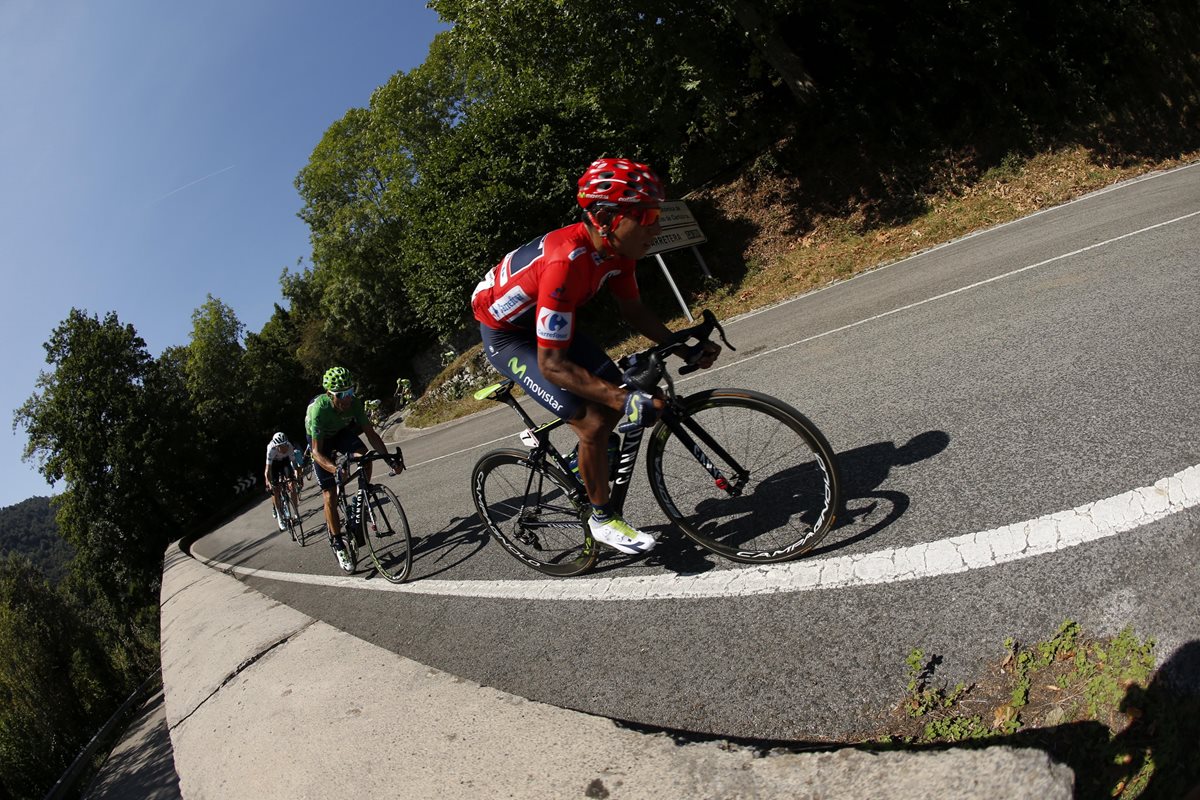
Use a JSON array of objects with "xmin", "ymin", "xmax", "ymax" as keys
[{"xmin": 271, "ymin": 431, "xmax": 288, "ymax": 446}]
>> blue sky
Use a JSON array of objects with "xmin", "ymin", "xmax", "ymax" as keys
[{"xmin": 0, "ymin": 0, "xmax": 447, "ymax": 509}]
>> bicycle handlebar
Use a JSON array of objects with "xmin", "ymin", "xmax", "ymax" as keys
[
  {"xmin": 617, "ymin": 309, "xmax": 735, "ymax": 393},
  {"xmin": 334, "ymin": 446, "xmax": 405, "ymax": 476}
]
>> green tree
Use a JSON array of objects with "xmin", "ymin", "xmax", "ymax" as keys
[
  {"xmin": 14, "ymin": 310, "xmax": 165, "ymax": 600},
  {"xmin": 185, "ymin": 295, "xmax": 247, "ymax": 431},
  {"xmin": 243, "ymin": 304, "xmax": 316, "ymax": 442},
  {"xmin": 0, "ymin": 556, "xmax": 124, "ymax": 799}
]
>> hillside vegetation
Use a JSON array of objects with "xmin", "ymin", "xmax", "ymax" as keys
[
  {"xmin": 7, "ymin": 3, "xmax": 1199, "ymax": 797},
  {"xmin": 0, "ymin": 497, "xmax": 71, "ymax": 583},
  {"xmin": 404, "ymin": 144, "xmax": 1199, "ymax": 427}
]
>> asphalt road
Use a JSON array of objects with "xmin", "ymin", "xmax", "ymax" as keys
[{"xmin": 191, "ymin": 162, "xmax": 1200, "ymax": 742}]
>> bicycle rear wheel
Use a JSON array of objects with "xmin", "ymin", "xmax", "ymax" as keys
[
  {"xmin": 646, "ymin": 389, "xmax": 841, "ymax": 563},
  {"xmin": 471, "ymin": 448, "xmax": 596, "ymax": 577},
  {"xmin": 361, "ymin": 484, "xmax": 413, "ymax": 583},
  {"xmin": 285, "ymin": 489, "xmax": 304, "ymax": 546}
]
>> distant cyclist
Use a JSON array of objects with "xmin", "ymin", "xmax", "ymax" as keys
[
  {"xmin": 471, "ymin": 157, "xmax": 719, "ymax": 555},
  {"xmin": 264, "ymin": 432, "xmax": 301, "ymax": 531},
  {"xmin": 306, "ymin": 367, "xmax": 403, "ymax": 570}
]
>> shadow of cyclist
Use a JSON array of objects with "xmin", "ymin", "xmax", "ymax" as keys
[
  {"xmin": 409, "ymin": 514, "xmax": 490, "ymax": 579},
  {"xmin": 809, "ymin": 429, "xmax": 950, "ymax": 556},
  {"xmin": 1106, "ymin": 639, "xmax": 1200, "ymax": 798}
]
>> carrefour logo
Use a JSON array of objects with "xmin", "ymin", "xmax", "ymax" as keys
[{"xmin": 536, "ymin": 309, "xmax": 573, "ymax": 342}]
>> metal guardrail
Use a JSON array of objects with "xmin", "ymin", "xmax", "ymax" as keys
[{"xmin": 43, "ymin": 671, "xmax": 160, "ymax": 800}]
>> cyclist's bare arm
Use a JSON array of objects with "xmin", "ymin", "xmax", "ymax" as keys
[
  {"xmin": 311, "ymin": 436, "xmax": 338, "ymax": 476},
  {"xmin": 362, "ymin": 423, "xmax": 403, "ymax": 472},
  {"xmin": 616, "ymin": 296, "xmax": 721, "ymax": 368}
]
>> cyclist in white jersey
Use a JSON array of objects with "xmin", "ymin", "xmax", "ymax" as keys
[{"xmin": 264, "ymin": 431, "xmax": 301, "ymax": 531}]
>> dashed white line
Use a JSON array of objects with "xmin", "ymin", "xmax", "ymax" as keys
[{"xmin": 196, "ymin": 464, "xmax": 1200, "ymax": 601}]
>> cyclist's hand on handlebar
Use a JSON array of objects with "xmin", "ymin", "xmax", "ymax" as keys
[{"xmin": 617, "ymin": 389, "xmax": 659, "ymax": 434}]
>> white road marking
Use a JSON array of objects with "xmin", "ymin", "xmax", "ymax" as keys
[
  {"xmin": 198, "ymin": 464, "xmax": 1200, "ymax": 601},
  {"xmin": 694, "ymin": 209, "xmax": 1200, "ymax": 379}
]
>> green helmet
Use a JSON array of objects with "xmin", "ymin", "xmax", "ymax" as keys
[{"xmin": 322, "ymin": 366, "xmax": 354, "ymax": 393}]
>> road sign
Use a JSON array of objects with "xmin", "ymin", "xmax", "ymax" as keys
[
  {"xmin": 647, "ymin": 201, "xmax": 708, "ymax": 256},
  {"xmin": 642, "ymin": 200, "xmax": 712, "ymax": 322}
]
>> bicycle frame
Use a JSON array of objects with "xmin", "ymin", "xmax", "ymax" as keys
[
  {"xmin": 332, "ymin": 458, "xmax": 371, "ymax": 543},
  {"xmin": 492, "ymin": 381, "xmax": 752, "ymax": 515}
]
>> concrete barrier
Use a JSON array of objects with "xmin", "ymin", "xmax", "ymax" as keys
[{"xmin": 160, "ymin": 547, "xmax": 1075, "ymax": 799}]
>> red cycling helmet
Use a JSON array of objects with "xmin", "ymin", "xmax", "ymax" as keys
[{"xmin": 576, "ymin": 158, "xmax": 665, "ymax": 209}]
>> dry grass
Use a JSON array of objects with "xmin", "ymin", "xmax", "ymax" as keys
[{"xmin": 406, "ymin": 145, "xmax": 1199, "ymax": 428}]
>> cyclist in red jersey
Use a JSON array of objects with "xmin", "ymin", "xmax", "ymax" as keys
[{"xmin": 472, "ymin": 158, "xmax": 719, "ymax": 555}]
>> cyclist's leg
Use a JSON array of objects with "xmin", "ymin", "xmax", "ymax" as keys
[
  {"xmin": 269, "ymin": 460, "xmax": 288, "ymax": 528},
  {"xmin": 484, "ymin": 327, "xmax": 651, "ymax": 554},
  {"xmin": 482, "ymin": 326, "xmax": 582, "ymax": 417},
  {"xmin": 561, "ymin": 333, "xmax": 623, "ymax": 506},
  {"xmin": 311, "ymin": 444, "xmax": 343, "ymax": 538},
  {"xmin": 284, "ymin": 461, "xmax": 300, "ymax": 506}
]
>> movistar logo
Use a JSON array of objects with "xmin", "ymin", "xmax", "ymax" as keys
[
  {"xmin": 508, "ymin": 357, "xmax": 527, "ymax": 379},
  {"xmin": 628, "ymin": 399, "xmax": 640, "ymax": 424}
]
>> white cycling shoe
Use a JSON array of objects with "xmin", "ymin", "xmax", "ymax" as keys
[{"xmin": 588, "ymin": 515, "xmax": 656, "ymax": 555}]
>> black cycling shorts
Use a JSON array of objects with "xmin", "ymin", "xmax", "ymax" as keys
[
  {"xmin": 312, "ymin": 426, "xmax": 367, "ymax": 491},
  {"xmin": 480, "ymin": 325, "xmax": 620, "ymax": 420},
  {"xmin": 268, "ymin": 458, "xmax": 296, "ymax": 485}
]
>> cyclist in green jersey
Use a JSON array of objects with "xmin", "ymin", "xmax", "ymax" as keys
[{"xmin": 306, "ymin": 366, "xmax": 403, "ymax": 570}]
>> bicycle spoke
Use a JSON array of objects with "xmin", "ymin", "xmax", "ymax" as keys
[
  {"xmin": 472, "ymin": 449, "xmax": 595, "ymax": 576},
  {"xmin": 649, "ymin": 391, "xmax": 839, "ymax": 562}
]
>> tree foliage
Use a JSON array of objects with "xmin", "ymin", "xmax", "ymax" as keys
[
  {"xmin": 6, "ymin": 4, "xmax": 1198, "ymax": 795},
  {"xmin": 285, "ymin": 0, "xmax": 1199, "ymax": 394},
  {"xmin": 0, "ymin": 497, "xmax": 70, "ymax": 584}
]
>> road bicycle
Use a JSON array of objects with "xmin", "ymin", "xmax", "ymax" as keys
[
  {"xmin": 273, "ymin": 472, "xmax": 305, "ymax": 546},
  {"xmin": 470, "ymin": 310, "xmax": 841, "ymax": 577},
  {"xmin": 327, "ymin": 448, "xmax": 413, "ymax": 583}
]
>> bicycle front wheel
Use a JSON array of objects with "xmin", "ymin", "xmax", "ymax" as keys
[
  {"xmin": 286, "ymin": 490, "xmax": 304, "ymax": 546},
  {"xmin": 646, "ymin": 389, "xmax": 841, "ymax": 563},
  {"xmin": 471, "ymin": 448, "xmax": 596, "ymax": 577},
  {"xmin": 361, "ymin": 484, "xmax": 413, "ymax": 583}
]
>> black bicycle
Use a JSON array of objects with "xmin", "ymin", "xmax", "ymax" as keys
[
  {"xmin": 329, "ymin": 448, "xmax": 413, "ymax": 583},
  {"xmin": 274, "ymin": 471, "xmax": 305, "ymax": 546},
  {"xmin": 470, "ymin": 310, "xmax": 841, "ymax": 577}
]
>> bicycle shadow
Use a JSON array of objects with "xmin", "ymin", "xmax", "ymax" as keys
[
  {"xmin": 409, "ymin": 514, "xmax": 490, "ymax": 579},
  {"xmin": 809, "ymin": 429, "xmax": 950, "ymax": 556},
  {"xmin": 644, "ymin": 430, "xmax": 951, "ymax": 575}
]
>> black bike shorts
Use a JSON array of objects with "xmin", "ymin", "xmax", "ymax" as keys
[
  {"xmin": 479, "ymin": 325, "xmax": 621, "ymax": 420},
  {"xmin": 312, "ymin": 426, "xmax": 367, "ymax": 491},
  {"xmin": 268, "ymin": 458, "xmax": 295, "ymax": 485}
]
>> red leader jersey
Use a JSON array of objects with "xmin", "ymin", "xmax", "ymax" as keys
[{"xmin": 471, "ymin": 222, "xmax": 640, "ymax": 349}]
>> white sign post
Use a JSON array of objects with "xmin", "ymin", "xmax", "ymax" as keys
[{"xmin": 644, "ymin": 200, "xmax": 711, "ymax": 322}]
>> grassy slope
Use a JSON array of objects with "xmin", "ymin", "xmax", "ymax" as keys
[{"xmin": 405, "ymin": 145, "xmax": 1199, "ymax": 429}]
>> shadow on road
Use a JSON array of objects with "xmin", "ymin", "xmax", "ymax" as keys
[
  {"xmin": 643, "ymin": 430, "xmax": 951, "ymax": 574},
  {"xmin": 809, "ymin": 429, "xmax": 951, "ymax": 556},
  {"xmin": 410, "ymin": 514, "xmax": 489, "ymax": 579}
]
